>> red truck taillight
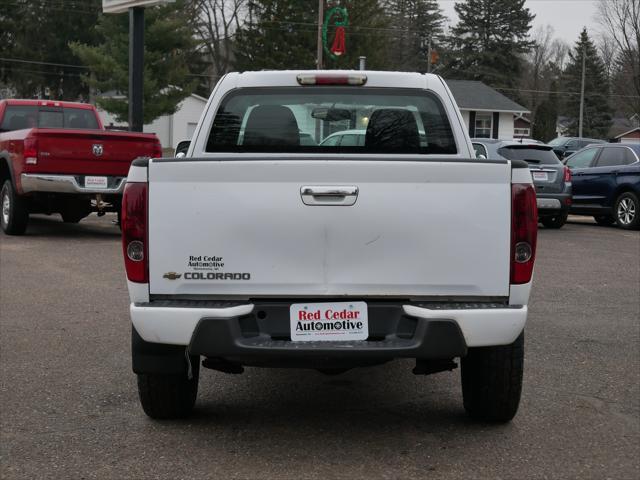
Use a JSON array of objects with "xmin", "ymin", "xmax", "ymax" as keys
[
  {"xmin": 563, "ymin": 166, "xmax": 571, "ymax": 183},
  {"xmin": 24, "ymin": 136, "xmax": 38, "ymax": 165},
  {"xmin": 122, "ymin": 182, "xmax": 148, "ymax": 283},
  {"xmin": 511, "ymin": 183, "xmax": 538, "ymax": 284}
]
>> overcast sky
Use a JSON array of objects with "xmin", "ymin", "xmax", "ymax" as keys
[{"xmin": 439, "ymin": 0, "xmax": 600, "ymax": 46}]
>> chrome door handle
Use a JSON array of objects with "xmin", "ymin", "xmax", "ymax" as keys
[{"xmin": 300, "ymin": 185, "xmax": 359, "ymax": 206}]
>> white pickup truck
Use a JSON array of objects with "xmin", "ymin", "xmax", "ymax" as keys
[{"xmin": 121, "ymin": 70, "xmax": 538, "ymax": 422}]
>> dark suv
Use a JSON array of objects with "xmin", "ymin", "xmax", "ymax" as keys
[
  {"xmin": 565, "ymin": 144, "xmax": 640, "ymax": 229},
  {"xmin": 548, "ymin": 136, "xmax": 605, "ymax": 159},
  {"xmin": 473, "ymin": 139, "xmax": 572, "ymax": 228}
]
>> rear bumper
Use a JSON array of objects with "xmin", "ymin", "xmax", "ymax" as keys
[
  {"xmin": 130, "ymin": 300, "xmax": 527, "ymax": 361},
  {"xmin": 20, "ymin": 173, "xmax": 126, "ymax": 195},
  {"xmin": 536, "ymin": 192, "xmax": 571, "ymax": 216}
]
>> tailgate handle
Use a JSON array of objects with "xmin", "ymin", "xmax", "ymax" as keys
[{"xmin": 300, "ymin": 185, "xmax": 359, "ymax": 206}]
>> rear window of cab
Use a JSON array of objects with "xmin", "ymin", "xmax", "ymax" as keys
[
  {"xmin": 205, "ymin": 87, "xmax": 457, "ymax": 155},
  {"xmin": 0, "ymin": 105, "xmax": 99, "ymax": 131}
]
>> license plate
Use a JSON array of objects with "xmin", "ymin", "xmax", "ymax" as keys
[
  {"xmin": 85, "ymin": 176, "xmax": 108, "ymax": 189},
  {"xmin": 290, "ymin": 301, "xmax": 368, "ymax": 342},
  {"xmin": 532, "ymin": 171, "xmax": 548, "ymax": 181}
]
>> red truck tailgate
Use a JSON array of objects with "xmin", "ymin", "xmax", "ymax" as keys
[{"xmin": 29, "ymin": 129, "xmax": 160, "ymax": 176}]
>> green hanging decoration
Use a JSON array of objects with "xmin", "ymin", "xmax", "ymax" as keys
[{"xmin": 322, "ymin": 6, "xmax": 349, "ymax": 60}]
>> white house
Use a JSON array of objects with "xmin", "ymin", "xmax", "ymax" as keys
[
  {"xmin": 614, "ymin": 127, "xmax": 640, "ymax": 144},
  {"xmin": 445, "ymin": 80, "xmax": 530, "ymax": 140},
  {"xmin": 99, "ymin": 93, "xmax": 207, "ymax": 150}
]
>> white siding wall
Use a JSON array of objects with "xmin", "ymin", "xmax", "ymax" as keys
[
  {"xmin": 144, "ymin": 115, "xmax": 171, "ymax": 146},
  {"xmin": 498, "ymin": 112, "xmax": 514, "ymax": 140},
  {"xmin": 458, "ymin": 110, "xmax": 516, "ymax": 140}
]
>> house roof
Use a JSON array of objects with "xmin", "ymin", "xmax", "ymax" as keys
[
  {"xmin": 614, "ymin": 127, "xmax": 640, "ymax": 139},
  {"xmin": 445, "ymin": 80, "xmax": 529, "ymax": 114}
]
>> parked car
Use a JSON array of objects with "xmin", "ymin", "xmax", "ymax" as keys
[
  {"xmin": 548, "ymin": 136, "xmax": 605, "ymax": 159},
  {"xmin": 122, "ymin": 70, "xmax": 538, "ymax": 423},
  {"xmin": 564, "ymin": 143, "xmax": 640, "ymax": 229},
  {"xmin": 473, "ymin": 139, "xmax": 572, "ymax": 228},
  {"xmin": 319, "ymin": 129, "xmax": 366, "ymax": 146},
  {"xmin": 0, "ymin": 99, "xmax": 163, "ymax": 235},
  {"xmin": 320, "ymin": 129, "xmax": 429, "ymax": 147}
]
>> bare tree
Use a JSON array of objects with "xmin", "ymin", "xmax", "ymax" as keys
[
  {"xmin": 549, "ymin": 39, "xmax": 570, "ymax": 73},
  {"xmin": 597, "ymin": 0, "xmax": 640, "ymax": 115},
  {"xmin": 524, "ymin": 26, "xmax": 555, "ymax": 117},
  {"xmin": 191, "ymin": 0, "xmax": 247, "ymax": 91},
  {"xmin": 520, "ymin": 26, "xmax": 568, "ymax": 120},
  {"xmin": 597, "ymin": 34, "xmax": 618, "ymax": 82}
]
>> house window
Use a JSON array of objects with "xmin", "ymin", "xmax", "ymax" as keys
[
  {"xmin": 514, "ymin": 127, "xmax": 530, "ymax": 137},
  {"xmin": 475, "ymin": 113, "xmax": 492, "ymax": 138}
]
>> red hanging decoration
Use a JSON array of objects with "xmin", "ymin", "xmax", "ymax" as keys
[{"xmin": 330, "ymin": 26, "xmax": 346, "ymax": 56}]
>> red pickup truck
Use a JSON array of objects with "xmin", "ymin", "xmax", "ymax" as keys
[{"xmin": 0, "ymin": 99, "xmax": 162, "ymax": 235}]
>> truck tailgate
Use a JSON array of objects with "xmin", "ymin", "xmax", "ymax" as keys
[
  {"xmin": 148, "ymin": 159, "xmax": 511, "ymax": 298},
  {"xmin": 33, "ymin": 129, "xmax": 159, "ymax": 176}
]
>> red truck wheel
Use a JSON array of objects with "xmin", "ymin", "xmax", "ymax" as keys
[{"xmin": 1, "ymin": 180, "xmax": 29, "ymax": 235}]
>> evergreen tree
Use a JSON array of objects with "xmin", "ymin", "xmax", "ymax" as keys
[
  {"xmin": 234, "ymin": 1, "xmax": 318, "ymax": 71},
  {"xmin": 562, "ymin": 28, "xmax": 612, "ymax": 138},
  {"xmin": 70, "ymin": 0, "xmax": 202, "ymax": 124},
  {"xmin": 532, "ymin": 81, "xmax": 559, "ymax": 142},
  {"xmin": 444, "ymin": 0, "xmax": 534, "ymax": 90},
  {"xmin": 0, "ymin": 0, "xmax": 102, "ymax": 99},
  {"xmin": 383, "ymin": 0, "xmax": 445, "ymax": 72},
  {"xmin": 234, "ymin": 0, "xmax": 390, "ymax": 71}
]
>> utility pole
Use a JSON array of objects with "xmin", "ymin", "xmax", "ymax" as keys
[
  {"xmin": 426, "ymin": 37, "xmax": 432, "ymax": 74},
  {"xmin": 316, "ymin": 0, "xmax": 324, "ymax": 70},
  {"xmin": 129, "ymin": 7, "xmax": 144, "ymax": 132},
  {"xmin": 578, "ymin": 45, "xmax": 586, "ymax": 138}
]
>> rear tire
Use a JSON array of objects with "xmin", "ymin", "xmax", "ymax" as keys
[
  {"xmin": 461, "ymin": 332, "xmax": 524, "ymax": 423},
  {"xmin": 137, "ymin": 356, "xmax": 199, "ymax": 419},
  {"xmin": 1, "ymin": 179, "xmax": 29, "ymax": 235},
  {"xmin": 541, "ymin": 212, "xmax": 567, "ymax": 229},
  {"xmin": 594, "ymin": 215, "xmax": 615, "ymax": 226},
  {"xmin": 614, "ymin": 192, "xmax": 639, "ymax": 230}
]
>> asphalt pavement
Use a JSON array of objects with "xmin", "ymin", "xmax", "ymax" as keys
[{"xmin": 1, "ymin": 214, "xmax": 639, "ymax": 479}]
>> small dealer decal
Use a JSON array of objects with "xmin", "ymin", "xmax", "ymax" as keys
[
  {"xmin": 290, "ymin": 301, "xmax": 368, "ymax": 342},
  {"xmin": 178, "ymin": 254, "xmax": 251, "ymax": 280}
]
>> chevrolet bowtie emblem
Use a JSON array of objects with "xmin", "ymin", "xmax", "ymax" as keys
[{"xmin": 163, "ymin": 272, "xmax": 182, "ymax": 280}]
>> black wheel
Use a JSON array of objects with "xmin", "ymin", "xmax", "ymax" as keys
[
  {"xmin": 137, "ymin": 356, "xmax": 199, "ymax": 419},
  {"xmin": 614, "ymin": 192, "xmax": 639, "ymax": 230},
  {"xmin": 461, "ymin": 332, "xmax": 524, "ymax": 423},
  {"xmin": 540, "ymin": 212, "xmax": 567, "ymax": 229},
  {"xmin": 1, "ymin": 179, "xmax": 29, "ymax": 235},
  {"xmin": 594, "ymin": 215, "xmax": 615, "ymax": 226}
]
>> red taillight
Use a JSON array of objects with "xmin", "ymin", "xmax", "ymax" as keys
[
  {"xmin": 563, "ymin": 166, "xmax": 571, "ymax": 183},
  {"xmin": 511, "ymin": 183, "xmax": 538, "ymax": 284},
  {"xmin": 151, "ymin": 140, "xmax": 163, "ymax": 158},
  {"xmin": 23, "ymin": 136, "xmax": 38, "ymax": 165},
  {"xmin": 121, "ymin": 182, "xmax": 148, "ymax": 283}
]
